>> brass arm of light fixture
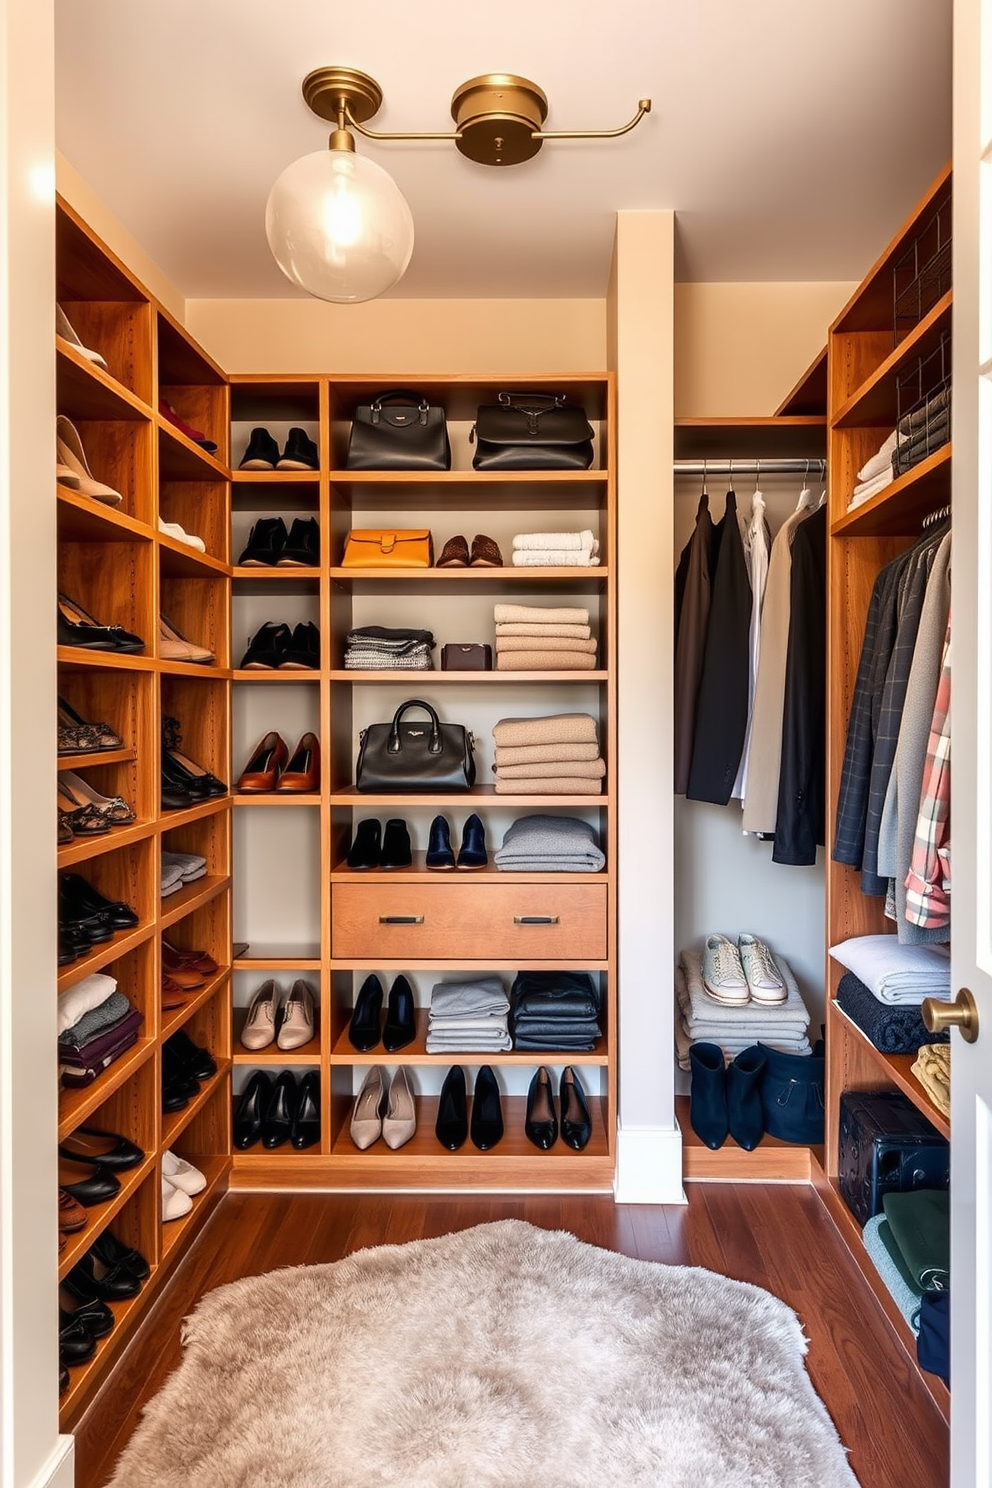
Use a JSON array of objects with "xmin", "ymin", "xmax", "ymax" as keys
[
  {"xmin": 344, "ymin": 106, "xmax": 461, "ymax": 143},
  {"xmin": 344, "ymin": 98, "xmax": 652, "ymax": 145}
]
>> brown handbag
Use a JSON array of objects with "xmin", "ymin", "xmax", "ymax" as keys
[
  {"xmin": 440, "ymin": 644, "xmax": 493, "ymax": 671},
  {"xmin": 341, "ymin": 529, "xmax": 433, "ymax": 568}
]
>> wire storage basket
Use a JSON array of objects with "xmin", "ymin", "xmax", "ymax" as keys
[
  {"xmin": 892, "ymin": 186, "xmax": 951, "ymax": 346},
  {"xmin": 894, "ymin": 331, "xmax": 950, "ymax": 478}
]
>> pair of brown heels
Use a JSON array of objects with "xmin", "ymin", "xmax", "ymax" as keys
[
  {"xmin": 237, "ymin": 731, "xmax": 320, "ymax": 793},
  {"xmin": 436, "ymin": 534, "xmax": 503, "ymax": 567}
]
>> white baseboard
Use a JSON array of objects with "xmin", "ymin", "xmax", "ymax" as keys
[
  {"xmin": 26, "ymin": 1436, "xmax": 74, "ymax": 1488},
  {"xmin": 613, "ymin": 1123, "xmax": 686, "ymax": 1204}
]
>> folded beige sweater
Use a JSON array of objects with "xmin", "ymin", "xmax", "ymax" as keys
[
  {"xmin": 494, "ymin": 603, "xmax": 590, "ymax": 626},
  {"xmin": 494, "ymin": 741, "xmax": 602, "ymax": 766},
  {"xmin": 492, "ymin": 713, "xmax": 600, "ymax": 748},
  {"xmin": 494, "ymin": 775, "xmax": 604, "ymax": 794},
  {"xmin": 496, "ymin": 651, "xmax": 597, "ymax": 671},
  {"xmin": 495, "ymin": 635, "xmax": 597, "ymax": 653},
  {"xmin": 495, "ymin": 758, "xmax": 605, "ymax": 779},
  {"xmin": 495, "ymin": 622, "xmax": 592, "ymax": 639}
]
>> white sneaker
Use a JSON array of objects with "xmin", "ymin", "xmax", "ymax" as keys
[
  {"xmin": 162, "ymin": 1149, "xmax": 206, "ymax": 1196},
  {"xmin": 701, "ymin": 934, "xmax": 749, "ymax": 1003},
  {"xmin": 158, "ymin": 517, "xmax": 206, "ymax": 553},
  {"xmin": 738, "ymin": 933, "xmax": 786, "ymax": 1003},
  {"xmin": 161, "ymin": 1173, "xmax": 193, "ymax": 1221}
]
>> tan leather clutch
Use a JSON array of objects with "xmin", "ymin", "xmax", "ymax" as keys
[{"xmin": 341, "ymin": 529, "xmax": 433, "ymax": 568}]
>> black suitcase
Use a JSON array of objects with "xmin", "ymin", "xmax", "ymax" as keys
[{"xmin": 838, "ymin": 1089, "xmax": 949, "ymax": 1226}]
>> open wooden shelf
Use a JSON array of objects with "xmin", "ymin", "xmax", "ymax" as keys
[
  {"xmin": 831, "ymin": 444, "xmax": 951, "ymax": 537},
  {"xmin": 831, "ymin": 1003, "xmax": 950, "ymax": 1138},
  {"xmin": 673, "ymin": 416, "xmax": 826, "ymax": 459},
  {"xmin": 159, "ymin": 874, "xmax": 230, "ymax": 931},
  {"xmin": 57, "ymin": 746, "xmax": 137, "ymax": 772},
  {"xmin": 57, "ymin": 1038, "xmax": 156, "ymax": 1141},
  {"xmin": 161, "ymin": 1060, "xmax": 233, "ymax": 1149},
  {"xmin": 58, "ymin": 817, "xmax": 156, "ymax": 868},
  {"xmin": 160, "ymin": 1156, "xmax": 231, "ymax": 1258},
  {"xmin": 329, "ymin": 855, "xmax": 609, "ymax": 883},
  {"xmin": 330, "ymin": 784, "xmax": 609, "ymax": 808},
  {"xmin": 58, "ymin": 1153, "xmax": 157, "ymax": 1279},
  {"xmin": 56, "ymin": 488, "xmax": 154, "ymax": 545},
  {"xmin": 677, "ymin": 1097, "xmax": 819, "ymax": 1181},
  {"xmin": 161, "ymin": 968, "xmax": 232, "ymax": 1040},
  {"xmin": 833, "ymin": 292, "xmax": 952, "ymax": 429},
  {"xmin": 331, "ymin": 670, "xmax": 607, "ymax": 684},
  {"xmin": 328, "ymin": 1010, "xmax": 608, "ymax": 1066},
  {"xmin": 57, "ymin": 921, "xmax": 155, "ymax": 993}
]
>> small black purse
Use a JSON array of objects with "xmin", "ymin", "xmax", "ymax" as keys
[
  {"xmin": 345, "ymin": 391, "xmax": 451, "ymax": 471},
  {"xmin": 355, "ymin": 699, "xmax": 476, "ymax": 793},
  {"xmin": 471, "ymin": 392, "xmax": 595, "ymax": 471}
]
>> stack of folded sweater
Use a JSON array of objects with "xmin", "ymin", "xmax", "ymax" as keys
[
  {"xmin": 863, "ymin": 1189, "xmax": 949, "ymax": 1335},
  {"xmin": 344, "ymin": 625, "xmax": 434, "ymax": 670},
  {"xmin": 425, "ymin": 977, "xmax": 512, "ymax": 1054},
  {"xmin": 162, "ymin": 849, "xmax": 207, "ymax": 897},
  {"xmin": 493, "ymin": 603, "xmax": 598, "ymax": 672},
  {"xmin": 834, "ymin": 969, "xmax": 949, "ymax": 1054},
  {"xmin": 494, "ymin": 814, "xmax": 605, "ymax": 872},
  {"xmin": 912, "ymin": 1042, "xmax": 951, "ymax": 1117},
  {"xmin": 893, "ymin": 385, "xmax": 950, "ymax": 477},
  {"xmin": 491, "ymin": 713, "xmax": 605, "ymax": 795},
  {"xmin": 674, "ymin": 947, "xmax": 812, "ymax": 1070},
  {"xmin": 848, "ymin": 429, "xmax": 897, "ymax": 510},
  {"xmin": 58, "ymin": 972, "xmax": 143, "ymax": 1088},
  {"xmin": 510, "ymin": 971, "xmax": 601, "ymax": 1051},
  {"xmin": 511, "ymin": 530, "xmax": 600, "ymax": 567}
]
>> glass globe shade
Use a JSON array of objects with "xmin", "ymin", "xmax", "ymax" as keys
[{"xmin": 265, "ymin": 147, "xmax": 415, "ymax": 303}]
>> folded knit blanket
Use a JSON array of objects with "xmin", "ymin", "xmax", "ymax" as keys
[
  {"xmin": 59, "ymin": 991, "xmax": 131, "ymax": 1048},
  {"xmin": 883, "ymin": 1190, "xmax": 950, "ymax": 1291},
  {"xmin": 494, "ymin": 603, "xmax": 590, "ymax": 625},
  {"xmin": 344, "ymin": 651, "xmax": 432, "ymax": 670},
  {"xmin": 911, "ymin": 1042, "xmax": 951, "ymax": 1117},
  {"xmin": 496, "ymin": 635, "xmax": 597, "ymax": 653},
  {"xmin": 496, "ymin": 622, "xmax": 592, "ymax": 640},
  {"xmin": 863, "ymin": 1215, "xmax": 923, "ymax": 1334},
  {"xmin": 496, "ymin": 651, "xmax": 598, "ymax": 671},
  {"xmin": 495, "ymin": 758, "xmax": 605, "ymax": 779},
  {"xmin": 835, "ymin": 970, "xmax": 947, "ymax": 1053},
  {"xmin": 848, "ymin": 469, "xmax": 894, "ymax": 511},
  {"xmin": 512, "ymin": 551, "xmax": 601, "ymax": 567},
  {"xmin": 674, "ymin": 975, "xmax": 811, "ymax": 1068},
  {"xmin": 511, "ymin": 969, "xmax": 599, "ymax": 1018},
  {"xmin": 57, "ymin": 973, "xmax": 118, "ymax": 1035},
  {"xmin": 429, "ymin": 977, "xmax": 508, "ymax": 1018},
  {"xmin": 495, "ymin": 743, "xmax": 601, "ymax": 767},
  {"xmin": 345, "ymin": 626, "xmax": 435, "ymax": 650},
  {"xmin": 513, "ymin": 530, "xmax": 597, "ymax": 551},
  {"xmin": 495, "ymin": 776, "xmax": 602, "ymax": 794},
  {"xmin": 829, "ymin": 936, "xmax": 951, "ymax": 1003},
  {"xmin": 495, "ymin": 813, "xmax": 605, "ymax": 872},
  {"xmin": 493, "ymin": 714, "xmax": 599, "ymax": 748},
  {"xmin": 679, "ymin": 949, "xmax": 810, "ymax": 1031}
]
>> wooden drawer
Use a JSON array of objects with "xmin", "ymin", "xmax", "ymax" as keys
[{"xmin": 331, "ymin": 881, "xmax": 607, "ymax": 961}]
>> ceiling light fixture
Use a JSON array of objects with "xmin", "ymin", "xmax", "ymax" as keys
[{"xmin": 265, "ymin": 67, "xmax": 652, "ymax": 304}]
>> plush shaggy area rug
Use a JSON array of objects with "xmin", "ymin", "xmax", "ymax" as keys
[{"xmin": 108, "ymin": 1220, "xmax": 858, "ymax": 1488}]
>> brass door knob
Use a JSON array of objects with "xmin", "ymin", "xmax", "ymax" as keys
[{"xmin": 921, "ymin": 988, "xmax": 980, "ymax": 1043}]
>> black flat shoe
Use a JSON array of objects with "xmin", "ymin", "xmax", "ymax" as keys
[
  {"xmin": 58, "ymin": 1126, "xmax": 145, "ymax": 1171},
  {"xmin": 237, "ymin": 516, "xmax": 287, "ymax": 566},
  {"xmin": 57, "ymin": 1157, "xmax": 120, "ymax": 1207},
  {"xmin": 280, "ymin": 620, "xmax": 320, "ymax": 670},
  {"xmin": 435, "ymin": 1066, "xmax": 468, "ymax": 1151},
  {"xmin": 162, "ymin": 716, "xmax": 228, "ymax": 796},
  {"xmin": 261, "ymin": 1071, "xmax": 296, "ymax": 1149},
  {"xmin": 59, "ymin": 1311, "xmax": 97, "ymax": 1364},
  {"xmin": 278, "ymin": 428, "xmax": 319, "ymax": 471},
  {"xmin": 348, "ymin": 974, "xmax": 383, "ymax": 1051},
  {"xmin": 58, "ymin": 592, "xmax": 144, "ymax": 653},
  {"xmin": 425, "ymin": 815, "xmax": 455, "ymax": 869},
  {"xmin": 58, "ymin": 1294, "xmax": 114, "ymax": 1340},
  {"xmin": 457, "ymin": 813, "xmax": 488, "ymax": 869},
  {"xmin": 380, "ymin": 818, "xmax": 412, "ymax": 869},
  {"xmin": 525, "ymin": 1066, "xmax": 558, "ymax": 1150},
  {"xmin": 559, "ymin": 1066, "xmax": 593, "ymax": 1151},
  {"xmin": 240, "ymin": 621, "xmax": 292, "ymax": 669},
  {"xmin": 161, "ymin": 777, "xmax": 198, "ymax": 811},
  {"xmin": 291, "ymin": 1070, "xmax": 321, "ymax": 1149},
  {"xmin": 347, "ymin": 818, "xmax": 381, "ymax": 869},
  {"xmin": 233, "ymin": 1070, "xmax": 273, "ymax": 1150},
  {"xmin": 163, "ymin": 1028, "xmax": 217, "ymax": 1081},
  {"xmin": 239, "ymin": 427, "xmax": 280, "ymax": 470},
  {"xmin": 66, "ymin": 1250, "xmax": 140, "ymax": 1302},
  {"xmin": 57, "ymin": 908, "xmax": 113, "ymax": 946},
  {"xmin": 383, "ymin": 975, "xmax": 416, "ymax": 1052},
  {"xmin": 470, "ymin": 1065, "xmax": 504, "ymax": 1151},
  {"xmin": 279, "ymin": 516, "xmax": 320, "ymax": 564},
  {"xmin": 89, "ymin": 1228, "xmax": 150, "ymax": 1281}
]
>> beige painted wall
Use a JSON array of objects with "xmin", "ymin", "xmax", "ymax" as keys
[
  {"xmin": 186, "ymin": 297, "xmax": 605, "ymax": 376},
  {"xmin": 674, "ymin": 280, "xmax": 855, "ymax": 416}
]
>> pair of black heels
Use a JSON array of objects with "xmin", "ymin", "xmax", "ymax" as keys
[
  {"xmin": 233, "ymin": 1069, "xmax": 320, "ymax": 1150},
  {"xmin": 435, "ymin": 1065, "xmax": 504, "ymax": 1151},
  {"xmin": 526, "ymin": 1066, "xmax": 592, "ymax": 1151},
  {"xmin": 162, "ymin": 1029, "xmax": 217, "ymax": 1112},
  {"xmin": 349, "ymin": 973, "xmax": 415, "ymax": 1052},
  {"xmin": 58, "ymin": 872, "xmax": 140, "ymax": 965},
  {"xmin": 161, "ymin": 715, "xmax": 228, "ymax": 810},
  {"xmin": 60, "ymin": 1231, "xmax": 150, "ymax": 1369}
]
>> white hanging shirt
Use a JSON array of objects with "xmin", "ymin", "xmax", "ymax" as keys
[{"xmin": 732, "ymin": 489, "xmax": 771, "ymax": 800}]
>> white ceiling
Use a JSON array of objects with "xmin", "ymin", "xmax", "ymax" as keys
[{"xmin": 54, "ymin": 0, "xmax": 952, "ymax": 301}]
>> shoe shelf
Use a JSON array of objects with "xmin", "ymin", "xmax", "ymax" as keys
[
  {"xmin": 162, "ymin": 1062, "xmax": 234, "ymax": 1151},
  {"xmin": 56, "ymin": 346, "xmax": 151, "ymax": 423},
  {"xmin": 328, "ymin": 566, "xmax": 610, "ymax": 590},
  {"xmin": 158, "ymin": 537, "xmax": 230, "ymax": 581},
  {"xmin": 57, "ymin": 817, "xmax": 158, "ymax": 869},
  {"xmin": 329, "ymin": 857, "xmax": 610, "ymax": 883},
  {"xmin": 677, "ymin": 1097, "xmax": 820, "ymax": 1182},
  {"xmin": 57, "ymin": 921, "xmax": 156, "ymax": 993},
  {"xmin": 56, "ymin": 647, "xmax": 155, "ymax": 674},
  {"xmin": 330, "ymin": 786, "xmax": 612, "ymax": 809},
  {"xmin": 158, "ymin": 795, "xmax": 232, "ymax": 832},
  {"xmin": 58, "ymin": 1270, "xmax": 159, "ymax": 1425},
  {"xmin": 330, "ymin": 670, "xmax": 609, "ymax": 684},
  {"xmin": 233, "ymin": 793, "xmax": 322, "ymax": 807},
  {"xmin": 162, "ymin": 968, "xmax": 232, "ymax": 1041},
  {"xmin": 159, "ymin": 1154, "xmax": 230, "ymax": 1260},
  {"xmin": 232, "ymin": 1010, "xmax": 321, "ymax": 1063},
  {"xmin": 232, "ymin": 566, "xmax": 321, "ymax": 584},
  {"xmin": 58, "ymin": 1153, "xmax": 158, "ymax": 1280},
  {"xmin": 157, "ymin": 424, "xmax": 228, "ymax": 482},
  {"xmin": 234, "ymin": 945, "xmax": 322, "ymax": 971},
  {"xmin": 159, "ymin": 874, "xmax": 231, "ymax": 932},
  {"xmin": 57, "ymin": 1037, "xmax": 157, "ymax": 1143},
  {"xmin": 328, "ymin": 1012, "xmax": 609, "ymax": 1067},
  {"xmin": 231, "ymin": 669, "xmax": 321, "ymax": 683},
  {"xmin": 56, "ymin": 487, "xmax": 155, "ymax": 546}
]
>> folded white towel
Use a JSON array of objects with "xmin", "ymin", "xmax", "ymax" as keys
[
  {"xmin": 494, "ymin": 604, "xmax": 590, "ymax": 626},
  {"xmin": 512, "ymin": 551, "xmax": 601, "ymax": 567},
  {"xmin": 512, "ymin": 530, "xmax": 597, "ymax": 551},
  {"xmin": 829, "ymin": 935, "xmax": 951, "ymax": 1004},
  {"xmin": 57, "ymin": 973, "xmax": 118, "ymax": 1035},
  {"xmin": 857, "ymin": 429, "xmax": 898, "ymax": 483},
  {"xmin": 848, "ymin": 469, "xmax": 894, "ymax": 511}
]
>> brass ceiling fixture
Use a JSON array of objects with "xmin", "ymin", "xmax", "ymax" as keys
[
  {"xmin": 265, "ymin": 67, "xmax": 652, "ymax": 304},
  {"xmin": 301, "ymin": 66, "xmax": 652, "ymax": 168}
]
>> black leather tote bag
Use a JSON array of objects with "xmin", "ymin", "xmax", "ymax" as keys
[
  {"xmin": 471, "ymin": 392, "xmax": 595, "ymax": 470},
  {"xmin": 356, "ymin": 699, "xmax": 476, "ymax": 792},
  {"xmin": 345, "ymin": 391, "xmax": 451, "ymax": 471}
]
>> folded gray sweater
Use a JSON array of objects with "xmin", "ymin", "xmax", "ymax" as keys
[{"xmin": 495, "ymin": 813, "xmax": 605, "ymax": 872}]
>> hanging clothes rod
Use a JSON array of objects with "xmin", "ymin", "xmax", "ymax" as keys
[{"xmin": 673, "ymin": 459, "xmax": 827, "ymax": 477}]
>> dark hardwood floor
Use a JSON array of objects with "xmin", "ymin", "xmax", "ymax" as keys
[{"xmin": 73, "ymin": 1185, "xmax": 949, "ymax": 1488}]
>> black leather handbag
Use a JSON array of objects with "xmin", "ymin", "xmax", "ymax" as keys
[
  {"xmin": 355, "ymin": 699, "xmax": 476, "ymax": 792},
  {"xmin": 345, "ymin": 391, "xmax": 451, "ymax": 471},
  {"xmin": 471, "ymin": 392, "xmax": 595, "ymax": 471}
]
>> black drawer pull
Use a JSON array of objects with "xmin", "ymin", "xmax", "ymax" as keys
[
  {"xmin": 513, "ymin": 915, "xmax": 560, "ymax": 925},
  {"xmin": 378, "ymin": 914, "xmax": 424, "ymax": 925}
]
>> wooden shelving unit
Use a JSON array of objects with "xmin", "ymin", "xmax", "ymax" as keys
[
  {"xmin": 55, "ymin": 195, "xmax": 232, "ymax": 1427},
  {"xmin": 823, "ymin": 163, "xmax": 953, "ymax": 1421}
]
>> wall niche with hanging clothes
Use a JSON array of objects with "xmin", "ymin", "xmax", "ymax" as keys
[{"xmin": 672, "ymin": 388, "xmax": 828, "ymax": 1177}]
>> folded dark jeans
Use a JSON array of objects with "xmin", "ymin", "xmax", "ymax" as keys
[
  {"xmin": 511, "ymin": 1018, "xmax": 602, "ymax": 1041},
  {"xmin": 510, "ymin": 970, "xmax": 599, "ymax": 1019},
  {"xmin": 513, "ymin": 1034, "xmax": 599, "ymax": 1051}
]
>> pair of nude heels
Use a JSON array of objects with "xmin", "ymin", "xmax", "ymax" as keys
[
  {"xmin": 56, "ymin": 415, "xmax": 122, "ymax": 506},
  {"xmin": 349, "ymin": 1066, "xmax": 416, "ymax": 1151}
]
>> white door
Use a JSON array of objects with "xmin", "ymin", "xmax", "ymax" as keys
[{"xmin": 951, "ymin": 3, "xmax": 992, "ymax": 1483}]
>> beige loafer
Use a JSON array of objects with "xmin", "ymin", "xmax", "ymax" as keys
[
  {"xmin": 277, "ymin": 979, "xmax": 316, "ymax": 1050},
  {"xmin": 382, "ymin": 1066, "xmax": 417, "ymax": 1150},
  {"xmin": 240, "ymin": 980, "xmax": 278, "ymax": 1050},
  {"xmin": 349, "ymin": 1067, "xmax": 385, "ymax": 1150}
]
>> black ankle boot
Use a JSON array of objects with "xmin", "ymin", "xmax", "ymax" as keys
[
  {"xmin": 726, "ymin": 1046, "xmax": 766, "ymax": 1151},
  {"xmin": 347, "ymin": 818, "xmax": 381, "ymax": 869},
  {"xmin": 688, "ymin": 1042, "xmax": 729, "ymax": 1149},
  {"xmin": 381, "ymin": 818, "xmax": 412, "ymax": 869}
]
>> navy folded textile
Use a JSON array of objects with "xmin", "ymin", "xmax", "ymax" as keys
[
  {"xmin": 513, "ymin": 1034, "xmax": 600, "ymax": 1051},
  {"xmin": 510, "ymin": 970, "xmax": 599, "ymax": 1019},
  {"xmin": 835, "ymin": 971, "xmax": 948, "ymax": 1054}
]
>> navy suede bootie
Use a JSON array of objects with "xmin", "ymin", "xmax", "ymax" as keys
[
  {"xmin": 688, "ymin": 1042, "xmax": 728, "ymax": 1149},
  {"xmin": 727, "ymin": 1045, "xmax": 767, "ymax": 1151}
]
